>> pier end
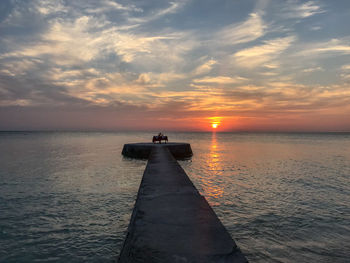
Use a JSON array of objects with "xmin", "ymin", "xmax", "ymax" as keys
[{"xmin": 122, "ymin": 142, "xmax": 193, "ymax": 159}]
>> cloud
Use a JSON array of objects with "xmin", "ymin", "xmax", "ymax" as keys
[
  {"xmin": 297, "ymin": 39, "xmax": 350, "ymax": 59},
  {"xmin": 0, "ymin": 71, "xmax": 89, "ymax": 107},
  {"xmin": 340, "ymin": 64, "xmax": 350, "ymax": 80},
  {"xmin": 218, "ymin": 81, "xmax": 350, "ymax": 117},
  {"xmin": 193, "ymin": 76, "xmax": 247, "ymax": 85},
  {"xmin": 0, "ymin": 58, "xmax": 43, "ymax": 77},
  {"xmin": 283, "ymin": 1, "xmax": 324, "ymax": 19},
  {"xmin": 153, "ymin": 1, "xmax": 184, "ymax": 17},
  {"xmin": 85, "ymin": 0, "xmax": 143, "ymax": 13},
  {"xmin": 2, "ymin": 15, "xmax": 109, "ymax": 64},
  {"xmin": 341, "ymin": 74, "xmax": 350, "ymax": 80},
  {"xmin": 311, "ymin": 45, "xmax": 350, "ymax": 54},
  {"xmin": 233, "ymin": 36, "xmax": 295, "ymax": 68},
  {"xmin": 303, "ymin": 66, "xmax": 323, "ymax": 73},
  {"xmin": 192, "ymin": 59, "xmax": 217, "ymax": 75},
  {"xmin": 0, "ymin": 2, "xmax": 197, "ymax": 111},
  {"xmin": 35, "ymin": 0, "xmax": 67, "ymax": 15},
  {"xmin": 218, "ymin": 13, "xmax": 266, "ymax": 45},
  {"xmin": 341, "ymin": 65, "xmax": 350, "ymax": 71},
  {"xmin": 310, "ymin": 25, "xmax": 322, "ymax": 31},
  {"xmin": 1, "ymin": 12, "xmax": 196, "ymax": 70},
  {"xmin": 128, "ymin": 1, "xmax": 186, "ymax": 23}
]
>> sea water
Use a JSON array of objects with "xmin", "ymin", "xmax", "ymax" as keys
[{"xmin": 1, "ymin": 132, "xmax": 349, "ymax": 262}]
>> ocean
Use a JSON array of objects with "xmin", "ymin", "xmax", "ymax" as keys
[{"xmin": 1, "ymin": 132, "xmax": 349, "ymax": 262}]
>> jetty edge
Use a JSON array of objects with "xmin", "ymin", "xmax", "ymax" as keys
[
  {"xmin": 119, "ymin": 143, "xmax": 248, "ymax": 263},
  {"xmin": 122, "ymin": 142, "xmax": 193, "ymax": 159}
]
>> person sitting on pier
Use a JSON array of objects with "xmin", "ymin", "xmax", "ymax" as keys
[{"xmin": 153, "ymin": 132, "xmax": 168, "ymax": 143}]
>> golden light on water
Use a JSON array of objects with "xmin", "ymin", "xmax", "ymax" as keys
[{"xmin": 203, "ymin": 132, "xmax": 224, "ymax": 204}]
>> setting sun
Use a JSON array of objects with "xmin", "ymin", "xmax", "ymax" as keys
[{"xmin": 209, "ymin": 117, "xmax": 222, "ymax": 130}]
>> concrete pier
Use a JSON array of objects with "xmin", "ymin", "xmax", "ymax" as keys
[
  {"xmin": 119, "ymin": 144, "xmax": 247, "ymax": 263},
  {"xmin": 122, "ymin": 142, "xmax": 193, "ymax": 159}
]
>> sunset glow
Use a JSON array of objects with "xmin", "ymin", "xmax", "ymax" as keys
[
  {"xmin": 0, "ymin": 1, "xmax": 350, "ymax": 131},
  {"xmin": 209, "ymin": 117, "xmax": 222, "ymax": 131}
]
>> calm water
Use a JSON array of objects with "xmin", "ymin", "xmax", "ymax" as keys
[{"xmin": 1, "ymin": 132, "xmax": 350, "ymax": 262}]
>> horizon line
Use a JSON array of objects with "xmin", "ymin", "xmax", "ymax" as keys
[{"xmin": 1, "ymin": 130, "xmax": 350, "ymax": 134}]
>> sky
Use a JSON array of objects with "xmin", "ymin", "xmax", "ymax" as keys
[{"xmin": 0, "ymin": 0, "xmax": 350, "ymax": 132}]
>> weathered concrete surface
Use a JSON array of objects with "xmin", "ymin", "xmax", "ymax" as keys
[
  {"xmin": 122, "ymin": 143, "xmax": 193, "ymax": 159},
  {"xmin": 118, "ymin": 146, "xmax": 247, "ymax": 263}
]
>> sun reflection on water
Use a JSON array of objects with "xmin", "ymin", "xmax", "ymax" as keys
[{"xmin": 201, "ymin": 132, "xmax": 225, "ymax": 205}]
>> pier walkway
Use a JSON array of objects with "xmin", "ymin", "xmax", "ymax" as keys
[{"xmin": 119, "ymin": 144, "xmax": 247, "ymax": 263}]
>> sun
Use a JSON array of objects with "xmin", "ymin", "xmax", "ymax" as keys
[{"xmin": 208, "ymin": 117, "xmax": 222, "ymax": 130}]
